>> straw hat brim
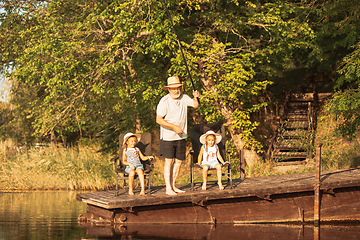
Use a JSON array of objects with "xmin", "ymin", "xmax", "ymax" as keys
[
  {"xmin": 123, "ymin": 133, "xmax": 141, "ymax": 144},
  {"xmin": 199, "ymin": 130, "xmax": 222, "ymax": 144},
  {"xmin": 162, "ymin": 76, "xmax": 184, "ymax": 90},
  {"xmin": 162, "ymin": 83, "xmax": 184, "ymax": 90}
]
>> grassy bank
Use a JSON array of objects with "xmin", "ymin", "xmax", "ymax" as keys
[
  {"xmin": 0, "ymin": 138, "xmax": 234, "ymax": 191},
  {"xmin": 0, "ymin": 140, "xmax": 115, "ymax": 190},
  {"xmin": 315, "ymin": 108, "xmax": 360, "ymax": 170}
]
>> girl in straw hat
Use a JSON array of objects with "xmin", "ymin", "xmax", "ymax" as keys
[
  {"xmin": 122, "ymin": 133, "xmax": 154, "ymax": 195},
  {"xmin": 197, "ymin": 130, "xmax": 229, "ymax": 190}
]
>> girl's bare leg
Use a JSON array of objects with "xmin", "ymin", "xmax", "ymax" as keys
[
  {"xmin": 128, "ymin": 170, "xmax": 135, "ymax": 195},
  {"xmin": 202, "ymin": 165, "xmax": 209, "ymax": 190},
  {"xmin": 136, "ymin": 168, "xmax": 146, "ymax": 195},
  {"xmin": 215, "ymin": 164, "xmax": 224, "ymax": 190}
]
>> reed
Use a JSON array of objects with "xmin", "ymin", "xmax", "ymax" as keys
[
  {"xmin": 0, "ymin": 138, "xmax": 195, "ymax": 191},
  {"xmin": 0, "ymin": 141, "xmax": 115, "ymax": 190}
]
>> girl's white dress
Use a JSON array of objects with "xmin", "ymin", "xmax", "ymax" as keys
[{"xmin": 201, "ymin": 144, "xmax": 219, "ymax": 168}]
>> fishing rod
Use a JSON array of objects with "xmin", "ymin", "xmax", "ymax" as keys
[{"xmin": 163, "ymin": 0, "xmax": 200, "ymax": 104}]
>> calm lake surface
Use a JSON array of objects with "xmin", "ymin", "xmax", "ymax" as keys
[
  {"xmin": 0, "ymin": 191, "xmax": 87, "ymax": 240},
  {"xmin": 1, "ymin": 191, "xmax": 359, "ymax": 240}
]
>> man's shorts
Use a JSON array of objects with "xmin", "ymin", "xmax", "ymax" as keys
[
  {"xmin": 160, "ymin": 139, "xmax": 186, "ymax": 160},
  {"xmin": 201, "ymin": 160, "xmax": 220, "ymax": 169},
  {"xmin": 125, "ymin": 164, "xmax": 144, "ymax": 174}
]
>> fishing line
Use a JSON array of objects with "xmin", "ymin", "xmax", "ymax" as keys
[{"xmin": 162, "ymin": 0, "xmax": 200, "ymax": 104}]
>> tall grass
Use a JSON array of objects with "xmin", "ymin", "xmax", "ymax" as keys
[
  {"xmin": 315, "ymin": 109, "xmax": 360, "ymax": 170},
  {"xmin": 0, "ymin": 138, "xmax": 197, "ymax": 191},
  {"xmin": 0, "ymin": 141, "xmax": 115, "ymax": 190}
]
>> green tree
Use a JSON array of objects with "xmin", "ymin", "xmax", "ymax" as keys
[
  {"xmin": 1, "ymin": 0, "xmax": 166, "ymax": 147},
  {"xmin": 316, "ymin": 0, "xmax": 360, "ymax": 137},
  {"xmin": 0, "ymin": 0, "xmax": 335, "ymax": 165},
  {"xmin": 164, "ymin": 0, "xmax": 317, "ymax": 164}
]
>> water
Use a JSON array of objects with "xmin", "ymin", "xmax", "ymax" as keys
[
  {"xmin": 0, "ymin": 191, "xmax": 87, "ymax": 240},
  {"xmin": 1, "ymin": 191, "xmax": 359, "ymax": 240}
]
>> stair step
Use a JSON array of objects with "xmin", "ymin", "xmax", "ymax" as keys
[
  {"xmin": 287, "ymin": 112, "xmax": 309, "ymax": 117},
  {"xmin": 286, "ymin": 117, "xmax": 309, "ymax": 122},
  {"xmin": 288, "ymin": 108, "xmax": 309, "ymax": 113},
  {"xmin": 274, "ymin": 141, "xmax": 308, "ymax": 149},
  {"xmin": 271, "ymin": 151, "xmax": 308, "ymax": 160},
  {"xmin": 287, "ymin": 109, "xmax": 310, "ymax": 114},
  {"xmin": 279, "ymin": 132, "xmax": 312, "ymax": 139},
  {"xmin": 283, "ymin": 121, "xmax": 309, "ymax": 129},
  {"xmin": 291, "ymin": 93, "xmax": 314, "ymax": 101},
  {"xmin": 274, "ymin": 159, "xmax": 308, "ymax": 166},
  {"xmin": 288, "ymin": 102, "xmax": 311, "ymax": 107}
]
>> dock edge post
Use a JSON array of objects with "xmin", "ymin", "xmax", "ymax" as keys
[{"xmin": 314, "ymin": 145, "xmax": 321, "ymax": 226}]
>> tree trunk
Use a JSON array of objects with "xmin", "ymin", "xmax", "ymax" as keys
[
  {"xmin": 198, "ymin": 67, "xmax": 261, "ymax": 167},
  {"xmin": 135, "ymin": 115, "xmax": 141, "ymax": 133},
  {"xmin": 220, "ymin": 105, "xmax": 261, "ymax": 167}
]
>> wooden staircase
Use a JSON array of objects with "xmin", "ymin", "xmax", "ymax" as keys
[{"xmin": 270, "ymin": 93, "xmax": 314, "ymax": 163}]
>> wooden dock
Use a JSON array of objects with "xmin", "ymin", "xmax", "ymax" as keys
[{"xmin": 77, "ymin": 167, "xmax": 360, "ymax": 225}]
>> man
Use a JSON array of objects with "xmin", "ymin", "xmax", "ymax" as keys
[{"xmin": 156, "ymin": 76, "xmax": 200, "ymax": 195}]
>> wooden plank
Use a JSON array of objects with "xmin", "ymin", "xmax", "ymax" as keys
[{"xmin": 87, "ymin": 204, "xmax": 114, "ymax": 219}]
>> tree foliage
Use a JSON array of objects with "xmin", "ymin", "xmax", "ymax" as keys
[
  {"xmin": 1, "ymin": 0, "xmax": 359, "ymax": 160},
  {"xmin": 1, "ymin": 0, "xmax": 167, "ymax": 147},
  {"xmin": 318, "ymin": 0, "xmax": 360, "ymax": 137}
]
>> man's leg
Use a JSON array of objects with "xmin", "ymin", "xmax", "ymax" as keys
[
  {"xmin": 164, "ymin": 158, "xmax": 177, "ymax": 195},
  {"xmin": 172, "ymin": 159, "xmax": 185, "ymax": 193}
]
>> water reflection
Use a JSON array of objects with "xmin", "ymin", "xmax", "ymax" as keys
[
  {"xmin": 81, "ymin": 223, "xmax": 360, "ymax": 240},
  {"xmin": 0, "ymin": 191, "xmax": 87, "ymax": 240}
]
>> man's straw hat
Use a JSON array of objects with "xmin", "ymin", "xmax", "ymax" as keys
[{"xmin": 162, "ymin": 76, "xmax": 184, "ymax": 90}]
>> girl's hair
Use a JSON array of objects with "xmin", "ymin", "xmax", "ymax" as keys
[
  {"xmin": 123, "ymin": 136, "xmax": 138, "ymax": 150},
  {"xmin": 123, "ymin": 136, "xmax": 140, "ymax": 158},
  {"xmin": 205, "ymin": 134, "xmax": 216, "ymax": 145},
  {"xmin": 204, "ymin": 134, "xmax": 216, "ymax": 162}
]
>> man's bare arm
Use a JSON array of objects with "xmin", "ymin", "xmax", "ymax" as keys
[
  {"xmin": 190, "ymin": 90, "xmax": 200, "ymax": 108},
  {"xmin": 156, "ymin": 115, "xmax": 184, "ymax": 134}
]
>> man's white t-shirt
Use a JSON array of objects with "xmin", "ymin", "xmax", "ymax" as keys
[{"xmin": 156, "ymin": 93, "xmax": 193, "ymax": 141}]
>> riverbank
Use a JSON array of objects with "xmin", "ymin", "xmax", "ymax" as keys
[{"xmin": 0, "ymin": 140, "xmax": 115, "ymax": 190}]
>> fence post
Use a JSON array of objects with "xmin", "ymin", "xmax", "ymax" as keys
[
  {"xmin": 314, "ymin": 145, "xmax": 321, "ymax": 226},
  {"xmin": 240, "ymin": 149, "xmax": 245, "ymax": 179}
]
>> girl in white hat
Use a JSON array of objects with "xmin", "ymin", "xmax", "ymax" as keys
[
  {"xmin": 122, "ymin": 133, "xmax": 154, "ymax": 195},
  {"xmin": 197, "ymin": 130, "xmax": 229, "ymax": 190}
]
